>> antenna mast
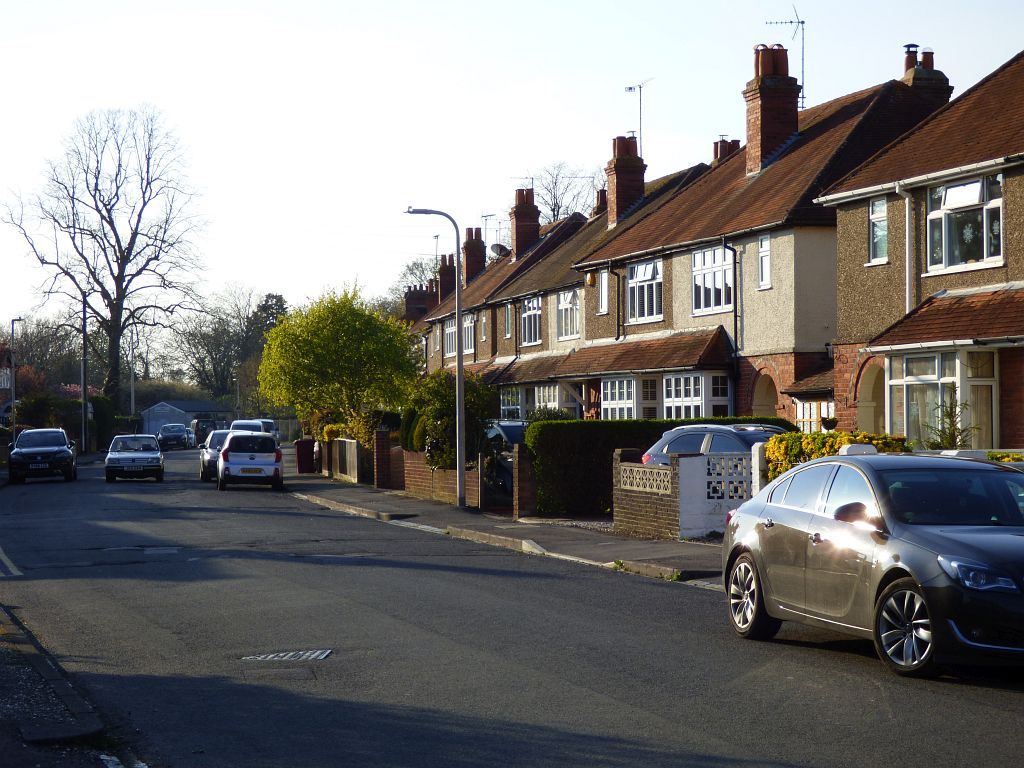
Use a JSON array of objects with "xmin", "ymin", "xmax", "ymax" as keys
[
  {"xmin": 766, "ymin": 6, "xmax": 805, "ymax": 108},
  {"xmin": 624, "ymin": 78, "xmax": 654, "ymax": 157}
]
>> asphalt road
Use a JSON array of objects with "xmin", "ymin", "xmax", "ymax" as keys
[{"xmin": 2, "ymin": 450, "xmax": 1024, "ymax": 767}]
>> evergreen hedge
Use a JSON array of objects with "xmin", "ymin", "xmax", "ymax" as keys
[
  {"xmin": 764, "ymin": 430, "xmax": 910, "ymax": 481},
  {"xmin": 524, "ymin": 416, "xmax": 797, "ymax": 517}
]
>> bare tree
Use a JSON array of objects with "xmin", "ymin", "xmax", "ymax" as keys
[
  {"xmin": 4, "ymin": 107, "xmax": 202, "ymax": 408},
  {"xmin": 532, "ymin": 162, "xmax": 605, "ymax": 224}
]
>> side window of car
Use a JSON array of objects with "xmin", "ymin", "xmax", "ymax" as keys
[
  {"xmin": 782, "ymin": 464, "xmax": 834, "ymax": 511},
  {"xmin": 824, "ymin": 465, "xmax": 874, "ymax": 518},
  {"xmin": 665, "ymin": 433, "xmax": 706, "ymax": 454},
  {"xmin": 768, "ymin": 476, "xmax": 793, "ymax": 505},
  {"xmin": 709, "ymin": 434, "xmax": 745, "ymax": 452}
]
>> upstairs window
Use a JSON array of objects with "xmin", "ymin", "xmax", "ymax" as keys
[
  {"xmin": 462, "ymin": 314, "xmax": 475, "ymax": 353},
  {"xmin": 521, "ymin": 296, "xmax": 542, "ymax": 346},
  {"xmin": 597, "ymin": 269, "xmax": 609, "ymax": 315},
  {"xmin": 758, "ymin": 234, "xmax": 771, "ymax": 287},
  {"xmin": 927, "ymin": 174, "xmax": 1002, "ymax": 270},
  {"xmin": 869, "ymin": 197, "xmax": 888, "ymax": 263},
  {"xmin": 627, "ymin": 259, "xmax": 663, "ymax": 323},
  {"xmin": 504, "ymin": 303, "xmax": 512, "ymax": 338},
  {"xmin": 443, "ymin": 318, "xmax": 456, "ymax": 357},
  {"xmin": 692, "ymin": 246, "xmax": 733, "ymax": 315},
  {"xmin": 557, "ymin": 289, "xmax": 580, "ymax": 339}
]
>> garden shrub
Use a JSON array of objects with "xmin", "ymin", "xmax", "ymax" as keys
[
  {"xmin": 399, "ymin": 407, "xmax": 418, "ymax": 450},
  {"xmin": 764, "ymin": 430, "xmax": 910, "ymax": 480},
  {"xmin": 989, "ymin": 452, "xmax": 1024, "ymax": 463}
]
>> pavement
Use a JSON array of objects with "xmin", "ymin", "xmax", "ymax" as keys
[{"xmin": 0, "ymin": 452, "xmax": 725, "ymax": 763}]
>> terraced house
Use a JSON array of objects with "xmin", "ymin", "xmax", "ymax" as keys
[
  {"xmin": 411, "ymin": 43, "xmax": 955, "ymax": 430},
  {"xmin": 820, "ymin": 48, "xmax": 1024, "ymax": 449}
]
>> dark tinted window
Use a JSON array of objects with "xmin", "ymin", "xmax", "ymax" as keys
[
  {"xmin": 161, "ymin": 424, "xmax": 186, "ymax": 434},
  {"xmin": 665, "ymin": 432, "xmax": 706, "ymax": 454},
  {"xmin": 709, "ymin": 434, "xmax": 746, "ymax": 452},
  {"xmin": 18, "ymin": 431, "xmax": 67, "ymax": 448},
  {"xmin": 783, "ymin": 464, "xmax": 834, "ymax": 511},
  {"xmin": 207, "ymin": 432, "xmax": 229, "ymax": 450},
  {"xmin": 825, "ymin": 465, "xmax": 874, "ymax": 517},
  {"xmin": 768, "ymin": 476, "xmax": 792, "ymax": 505},
  {"xmin": 881, "ymin": 468, "xmax": 1024, "ymax": 526},
  {"xmin": 228, "ymin": 435, "xmax": 276, "ymax": 453}
]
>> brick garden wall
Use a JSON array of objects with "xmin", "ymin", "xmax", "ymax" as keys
[
  {"xmin": 612, "ymin": 449, "xmax": 680, "ymax": 540},
  {"xmin": 1000, "ymin": 348, "xmax": 1024, "ymax": 448},
  {"xmin": 402, "ymin": 450, "xmax": 481, "ymax": 508}
]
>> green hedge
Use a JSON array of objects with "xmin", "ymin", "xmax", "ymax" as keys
[{"xmin": 524, "ymin": 416, "xmax": 797, "ymax": 517}]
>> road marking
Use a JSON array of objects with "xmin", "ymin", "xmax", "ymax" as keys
[{"xmin": 0, "ymin": 545, "xmax": 23, "ymax": 577}]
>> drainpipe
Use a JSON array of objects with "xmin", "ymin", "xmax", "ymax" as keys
[
  {"xmin": 723, "ymin": 238, "xmax": 740, "ymax": 412},
  {"xmin": 895, "ymin": 182, "xmax": 913, "ymax": 314},
  {"xmin": 613, "ymin": 269, "xmax": 623, "ymax": 340}
]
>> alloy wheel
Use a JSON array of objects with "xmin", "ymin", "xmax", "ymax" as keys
[
  {"xmin": 878, "ymin": 588, "xmax": 933, "ymax": 668},
  {"xmin": 729, "ymin": 560, "xmax": 757, "ymax": 632}
]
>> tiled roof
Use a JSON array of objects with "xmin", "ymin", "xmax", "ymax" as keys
[
  {"xmin": 781, "ymin": 367, "xmax": 835, "ymax": 396},
  {"xmin": 554, "ymin": 329, "xmax": 732, "ymax": 377},
  {"xmin": 869, "ymin": 283, "xmax": 1024, "ymax": 347},
  {"xmin": 488, "ymin": 354, "xmax": 569, "ymax": 385},
  {"xmin": 828, "ymin": 50, "xmax": 1024, "ymax": 195},
  {"xmin": 578, "ymin": 80, "xmax": 946, "ymax": 267}
]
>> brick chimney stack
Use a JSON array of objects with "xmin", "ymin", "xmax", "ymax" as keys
[
  {"xmin": 900, "ymin": 45, "xmax": 953, "ymax": 107},
  {"xmin": 712, "ymin": 138, "xmax": 741, "ymax": 166},
  {"xmin": 437, "ymin": 254, "xmax": 455, "ymax": 301},
  {"xmin": 402, "ymin": 280, "xmax": 439, "ymax": 323},
  {"xmin": 591, "ymin": 188, "xmax": 608, "ymax": 217},
  {"xmin": 510, "ymin": 188, "xmax": 540, "ymax": 256},
  {"xmin": 743, "ymin": 44, "xmax": 801, "ymax": 175},
  {"xmin": 462, "ymin": 227, "xmax": 486, "ymax": 287},
  {"xmin": 605, "ymin": 135, "xmax": 646, "ymax": 227}
]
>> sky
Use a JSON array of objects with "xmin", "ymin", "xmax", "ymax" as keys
[{"xmin": 2, "ymin": 0, "xmax": 1023, "ymax": 325}]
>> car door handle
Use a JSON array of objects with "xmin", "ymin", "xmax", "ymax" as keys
[
  {"xmin": 808, "ymin": 532, "xmax": 822, "ymax": 545},
  {"xmin": 764, "ymin": 518, "xmax": 775, "ymax": 528}
]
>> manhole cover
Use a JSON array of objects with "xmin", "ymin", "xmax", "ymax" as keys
[{"xmin": 242, "ymin": 649, "xmax": 332, "ymax": 662}]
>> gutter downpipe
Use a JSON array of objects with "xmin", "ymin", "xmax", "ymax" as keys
[
  {"xmin": 895, "ymin": 182, "xmax": 913, "ymax": 314},
  {"xmin": 613, "ymin": 269, "xmax": 623, "ymax": 340},
  {"xmin": 723, "ymin": 238, "xmax": 740, "ymax": 412}
]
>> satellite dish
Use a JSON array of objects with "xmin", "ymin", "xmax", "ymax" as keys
[{"xmin": 490, "ymin": 243, "xmax": 512, "ymax": 258}]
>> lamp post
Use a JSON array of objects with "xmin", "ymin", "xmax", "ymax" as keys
[
  {"xmin": 405, "ymin": 206, "xmax": 466, "ymax": 507},
  {"xmin": 9, "ymin": 317, "xmax": 23, "ymax": 437}
]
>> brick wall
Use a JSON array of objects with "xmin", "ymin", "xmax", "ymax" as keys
[
  {"xmin": 402, "ymin": 450, "xmax": 481, "ymax": 508},
  {"xmin": 512, "ymin": 443, "xmax": 537, "ymax": 520},
  {"xmin": 832, "ymin": 343, "xmax": 883, "ymax": 431},
  {"xmin": 1000, "ymin": 348, "xmax": 1024, "ymax": 448},
  {"xmin": 612, "ymin": 448, "xmax": 680, "ymax": 540}
]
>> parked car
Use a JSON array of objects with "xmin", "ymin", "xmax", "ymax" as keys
[
  {"xmin": 641, "ymin": 423, "xmax": 790, "ymax": 465},
  {"xmin": 229, "ymin": 419, "xmax": 266, "ymax": 434},
  {"xmin": 199, "ymin": 429, "xmax": 231, "ymax": 482},
  {"xmin": 105, "ymin": 434, "xmax": 164, "ymax": 482},
  {"xmin": 190, "ymin": 417, "xmax": 218, "ymax": 445},
  {"xmin": 723, "ymin": 449, "xmax": 1024, "ymax": 677},
  {"xmin": 258, "ymin": 418, "xmax": 281, "ymax": 443},
  {"xmin": 216, "ymin": 431, "xmax": 284, "ymax": 491},
  {"xmin": 7, "ymin": 428, "xmax": 77, "ymax": 483},
  {"xmin": 185, "ymin": 428, "xmax": 197, "ymax": 448},
  {"xmin": 484, "ymin": 420, "xmax": 527, "ymax": 494},
  {"xmin": 157, "ymin": 423, "xmax": 190, "ymax": 451}
]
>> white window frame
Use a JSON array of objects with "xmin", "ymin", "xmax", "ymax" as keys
[
  {"xmin": 533, "ymin": 384, "xmax": 559, "ymax": 412},
  {"xmin": 663, "ymin": 374, "xmax": 702, "ymax": 419},
  {"xmin": 601, "ymin": 377, "xmax": 634, "ymax": 420},
  {"xmin": 480, "ymin": 312, "xmax": 486, "ymax": 342},
  {"xmin": 597, "ymin": 269, "xmax": 609, "ymax": 315},
  {"xmin": 692, "ymin": 246, "xmax": 733, "ymax": 315},
  {"xmin": 521, "ymin": 297, "xmax": 542, "ymax": 346},
  {"xmin": 868, "ymin": 197, "xmax": 888, "ymax": 264},
  {"xmin": 462, "ymin": 313, "xmax": 475, "ymax": 353},
  {"xmin": 433, "ymin": 324, "xmax": 440, "ymax": 351},
  {"xmin": 926, "ymin": 174, "xmax": 1002, "ymax": 272},
  {"xmin": 500, "ymin": 387, "xmax": 522, "ymax": 419},
  {"xmin": 443, "ymin": 318, "xmax": 456, "ymax": 358},
  {"xmin": 504, "ymin": 303, "xmax": 513, "ymax": 339},
  {"xmin": 793, "ymin": 398, "xmax": 834, "ymax": 433},
  {"xmin": 758, "ymin": 234, "xmax": 771, "ymax": 288},
  {"xmin": 710, "ymin": 374, "xmax": 731, "ymax": 417},
  {"xmin": 626, "ymin": 259, "xmax": 663, "ymax": 323},
  {"xmin": 557, "ymin": 289, "xmax": 581, "ymax": 340}
]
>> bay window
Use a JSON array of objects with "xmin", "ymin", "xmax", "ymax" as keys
[
  {"xmin": 692, "ymin": 246, "xmax": 733, "ymax": 314},
  {"xmin": 601, "ymin": 378, "xmax": 634, "ymax": 420},
  {"xmin": 926, "ymin": 174, "xmax": 1002, "ymax": 270}
]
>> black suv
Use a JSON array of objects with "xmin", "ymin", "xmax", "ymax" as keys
[
  {"xmin": 158, "ymin": 423, "xmax": 190, "ymax": 450},
  {"xmin": 8, "ymin": 428, "xmax": 77, "ymax": 483}
]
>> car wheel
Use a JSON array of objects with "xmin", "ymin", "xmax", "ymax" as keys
[
  {"xmin": 873, "ymin": 578, "xmax": 938, "ymax": 677},
  {"xmin": 727, "ymin": 553, "xmax": 782, "ymax": 640},
  {"xmin": 217, "ymin": 475, "xmax": 226, "ymax": 491},
  {"xmin": 63, "ymin": 467, "xmax": 75, "ymax": 482},
  {"xmin": 273, "ymin": 478, "xmax": 284, "ymax": 491},
  {"xmin": 155, "ymin": 470, "xmax": 164, "ymax": 483},
  {"xmin": 105, "ymin": 472, "xmax": 115, "ymax": 483},
  {"xmin": 199, "ymin": 465, "xmax": 207, "ymax": 482}
]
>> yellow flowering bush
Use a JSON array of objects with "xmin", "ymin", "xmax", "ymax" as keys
[
  {"xmin": 765, "ymin": 431, "xmax": 910, "ymax": 480},
  {"xmin": 989, "ymin": 452, "xmax": 1024, "ymax": 462}
]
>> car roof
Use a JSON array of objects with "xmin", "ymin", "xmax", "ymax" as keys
[{"xmin": 799, "ymin": 453, "xmax": 1020, "ymax": 472}]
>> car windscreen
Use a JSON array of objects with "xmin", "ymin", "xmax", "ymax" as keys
[
  {"xmin": 17, "ymin": 431, "xmax": 66, "ymax": 448},
  {"xmin": 111, "ymin": 437, "xmax": 159, "ymax": 452},
  {"xmin": 227, "ymin": 435, "xmax": 276, "ymax": 453},
  {"xmin": 880, "ymin": 468, "xmax": 1024, "ymax": 526},
  {"xmin": 497, "ymin": 424, "xmax": 524, "ymax": 443},
  {"xmin": 162, "ymin": 425, "xmax": 186, "ymax": 433}
]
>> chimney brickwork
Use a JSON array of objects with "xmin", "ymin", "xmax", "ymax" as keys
[
  {"xmin": 402, "ymin": 279, "xmax": 438, "ymax": 323},
  {"xmin": 437, "ymin": 254, "xmax": 455, "ymax": 301},
  {"xmin": 900, "ymin": 45, "xmax": 953, "ymax": 107},
  {"xmin": 462, "ymin": 227, "xmax": 486, "ymax": 287},
  {"xmin": 743, "ymin": 44, "xmax": 801, "ymax": 175},
  {"xmin": 606, "ymin": 135, "xmax": 646, "ymax": 226},
  {"xmin": 510, "ymin": 188, "xmax": 540, "ymax": 256}
]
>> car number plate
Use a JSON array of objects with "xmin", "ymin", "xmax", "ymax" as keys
[
  {"xmin": 124, "ymin": 466, "xmax": 143, "ymax": 472},
  {"xmin": 240, "ymin": 468, "xmax": 262, "ymax": 475},
  {"xmin": 30, "ymin": 463, "xmax": 48, "ymax": 469}
]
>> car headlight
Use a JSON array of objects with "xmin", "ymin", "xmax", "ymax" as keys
[{"xmin": 937, "ymin": 556, "xmax": 1020, "ymax": 593}]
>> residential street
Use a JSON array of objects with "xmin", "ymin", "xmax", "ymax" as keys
[{"xmin": 2, "ymin": 451, "xmax": 1024, "ymax": 767}]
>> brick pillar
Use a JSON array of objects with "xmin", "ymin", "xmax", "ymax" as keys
[
  {"xmin": 373, "ymin": 429, "xmax": 391, "ymax": 488},
  {"xmin": 512, "ymin": 443, "xmax": 536, "ymax": 520}
]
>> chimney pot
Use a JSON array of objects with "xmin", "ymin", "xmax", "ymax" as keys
[
  {"xmin": 921, "ymin": 48, "xmax": 934, "ymax": 70},
  {"xmin": 606, "ymin": 135, "xmax": 646, "ymax": 226},
  {"xmin": 744, "ymin": 44, "xmax": 799, "ymax": 174},
  {"xmin": 904, "ymin": 43, "xmax": 919, "ymax": 73}
]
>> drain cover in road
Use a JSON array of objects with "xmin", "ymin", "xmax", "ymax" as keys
[{"xmin": 242, "ymin": 649, "xmax": 332, "ymax": 662}]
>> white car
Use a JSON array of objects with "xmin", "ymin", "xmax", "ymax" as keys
[
  {"xmin": 216, "ymin": 431, "xmax": 284, "ymax": 491},
  {"xmin": 105, "ymin": 434, "xmax": 164, "ymax": 482}
]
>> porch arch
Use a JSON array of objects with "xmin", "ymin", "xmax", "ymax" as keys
[
  {"xmin": 856, "ymin": 362, "xmax": 885, "ymax": 434},
  {"xmin": 752, "ymin": 374, "xmax": 780, "ymax": 418}
]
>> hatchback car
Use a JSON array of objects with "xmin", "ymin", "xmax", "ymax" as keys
[
  {"xmin": 229, "ymin": 419, "xmax": 266, "ymax": 434},
  {"xmin": 7, "ymin": 428, "xmax": 77, "ymax": 483},
  {"xmin": 105, "ymin": 434, "xmax": 164, "ymax": 482},
  {"xmin": 217, "ymin": 431, "xmax": 284, "ymax": 491},
  {"xmin": 723, "ymin": 449, "xmax": 1024, "ymax": 676},
  {"xmin": 157, "ymin": 423, "xmax": 190, "ymax": 450},
  {"xmin": 642, "ymin": 423, "xmax": 789, "ymax": 465},
  {"xmin": 199, "ymin": 429, "xmax": 231, "ymax": 482}
]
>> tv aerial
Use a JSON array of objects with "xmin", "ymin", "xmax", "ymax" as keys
[
  {"xmin": 624, "ymin": 77, "xmax": 653, "ymax": 157},
  {"xmin": 766, "ymin": 5, "xmax": 806, "ymax": 108}
]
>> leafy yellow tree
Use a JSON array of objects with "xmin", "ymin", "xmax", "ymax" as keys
[{"xmin": 258, "ymin": 289, "xmax": 419, "ymax": 444}]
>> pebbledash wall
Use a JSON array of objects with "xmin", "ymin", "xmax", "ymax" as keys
[{"xmin": 613, "ymin": 448, "xmax": 756, "ymax": 539}]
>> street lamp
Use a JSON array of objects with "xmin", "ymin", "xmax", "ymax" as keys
[
  {"xmin": 10, "ymin": 317, "xmax": 23, "ymax": 437},
  {"xmin": 405, "ymin": 206, "xmax": 466, "ymax": 507}
]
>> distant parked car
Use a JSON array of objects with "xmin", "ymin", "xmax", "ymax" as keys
[
  {"xmin": 217, "ymin": 431, "xmax": 284, "ymax": 491},
  {"xmin": 199, "ymin": 429, "xmax": 231, "ymax": 482},
  {"xmin": 190, "ymin": 418, "xmax": 218, "ymax": 445},
  {"xmin": 185, "ymin": 428, "xmax": 197, "ymax": 448},
  {"xmin": 7, "ymin": 428, "xmax": 77, "ymax": 484},
  {"xmin": 105, "ymin": 434, "xmax": 164, "ymax": 482},
  {"xmin": 641, "ymin": 423, "xmax": 791, "ymax": 466},
  {"xmin": 229, "ymin": 419, "xmax": 266, "ymax": 434},
  {"xmin": 258, "ymin": 419, "xmax": 281, "ymax": 443},
  {"xmin": 157, "ymin": 423, "xmax": 189, "ymax": 451},
  {"xmin": 724, "ymin": 450, "xmax": 1024, "ymax": 677}
]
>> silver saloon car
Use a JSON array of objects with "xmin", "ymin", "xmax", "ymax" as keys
[
  {"xmin": 724, "ymin": 449, "xmax": 1024, "ymax": 676},
  {"xmin": 199, "ymin": 429, "xmax": 231, "ymax": 482},
  {"xmin": 105, "ymin": 434, "xmax": 164, "ymax": 482}
]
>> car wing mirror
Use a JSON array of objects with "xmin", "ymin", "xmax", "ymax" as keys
[
  {"xmin": 7, "ymin": 443, "xmax": 12, "ymax": 451},
  {"xmin": 834, "ymin": 501, "xmax": 884, "ymax": 532}
]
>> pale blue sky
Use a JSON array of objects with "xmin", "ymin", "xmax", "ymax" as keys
[{"xmin": 3, "ymin": 0, "xmax": 1022, "ymax": 322}]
